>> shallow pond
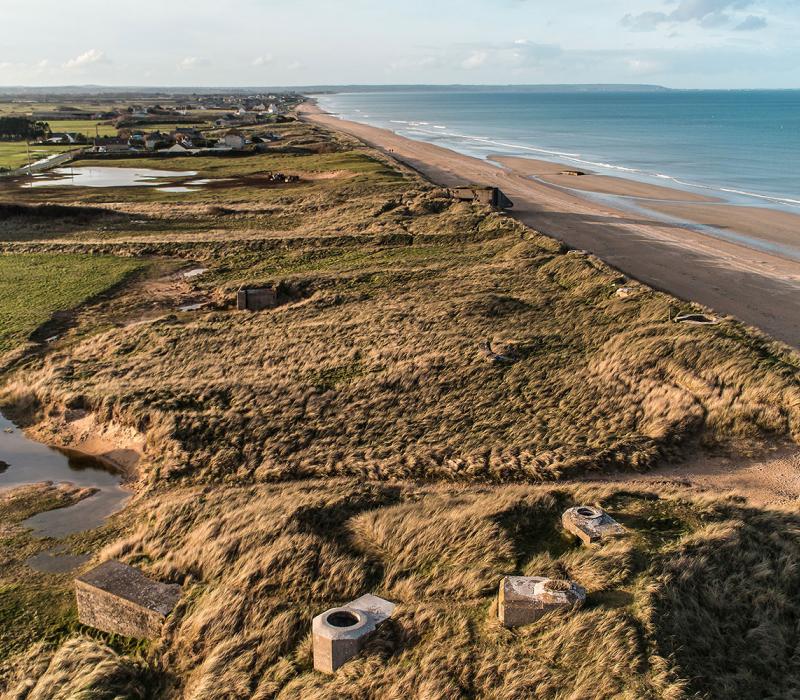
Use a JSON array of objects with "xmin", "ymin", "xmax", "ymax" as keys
[
  {"xmin": 22, "ymin": 166, "xmax": 197, "ymax": 189},
  {"xmin": 0, "ymin": 411, "xmax": 129, "ymax": 543}
]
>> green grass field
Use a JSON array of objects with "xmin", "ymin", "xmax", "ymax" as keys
[
  {"xmin": 0, "ymin": 142, "xmax": 74, "ymax": 171},
  {"xmin": 0, "ymin": 254, "xmax": 145, "ymax": 354},
  {"xmin": 43, "ymin": 120, "xmax": 118, "ymax": 137}
]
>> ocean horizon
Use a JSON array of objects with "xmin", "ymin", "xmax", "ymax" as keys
[{"xmin": 316, "ymin": 88, "xmax": 800, "ymax": 214}]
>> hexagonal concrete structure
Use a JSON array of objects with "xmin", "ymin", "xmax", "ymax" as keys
[
  {"xmin": 312, "ymin": 594, "xmax": 396, "ymax": 673},
  {"xmin": 498, "ymin": 576, "xmax": 586, "ymax": 627},
  {"xmin": 562, "ymin": 505, "xmax": 625, "ymax": 545},
  {"xmin": 75, "ymin": 560, "xmax": 181, "ymax": 639}
]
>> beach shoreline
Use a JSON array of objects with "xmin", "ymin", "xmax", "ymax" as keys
[{"xmin": 299, "ymin": 100, "xmax": 800, "ymax": 349}]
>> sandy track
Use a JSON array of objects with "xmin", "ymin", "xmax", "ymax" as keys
[{"xmin": 300, "ymin": 103, "xmax": 800, "ymax": 350}]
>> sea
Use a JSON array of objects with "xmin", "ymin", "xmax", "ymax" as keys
[{"xmin": 315, "ymin": 88, "xmax": 800, "ymax": 213}]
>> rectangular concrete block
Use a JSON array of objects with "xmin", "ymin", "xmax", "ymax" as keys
[
  {"xmin": 75, "ymin": 560, "xmax": 181, "ymax": 639},
  {"xmin": 562, "ymin": 506, "xmax": 626, "ymax": 545},
  {"xmin": 498, "ymin": 576, "xmax": 586, "ymax": 627},
  {"xmin": 237, "ymin": 287, "xmax": 277, "ymax": 311}
]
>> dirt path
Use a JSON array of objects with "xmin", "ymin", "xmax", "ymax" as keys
[
  {"xmin": 300, "ymin": 103, "xmax": 800, "ymax": 350},
  {"xmin": 589, "ymin": 446, "xmax": 800, "ymax": 507}
]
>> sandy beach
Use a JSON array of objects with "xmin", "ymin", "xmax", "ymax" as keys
[{"xmin": 300, "ymin": 102, "xmax": 800, "ymax": 349}]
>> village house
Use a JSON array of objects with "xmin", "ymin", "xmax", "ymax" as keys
[
  {"xmin": 223, "ymin": 130, "xmax": 246, "ymax": 149},
  {"xmin": 144, "ymin": 131, "xmax": 171, "ymax": 151},
  {"xmin": 91, "ymin": 137, "xmax": 132, "ymax": 154}
]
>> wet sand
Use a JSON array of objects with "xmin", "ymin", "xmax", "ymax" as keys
[
  {"xmin": 493, "ymin": 156, "xmax": 719, "ymax": 202},
  {"xmin": 299, "ymin": 102, "xmax": 800, "ymax": 349}
]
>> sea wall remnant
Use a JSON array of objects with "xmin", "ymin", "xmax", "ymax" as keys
[
  {"xmin": 562, "ymin": 506, "xmax": 625, "ymax": 545},
  {"xmin": 498, "ymin": 576, "xmax": 586, "ymax": 627},
  {"xmin": 312, "ymin": 593, "xmax": 396, "ymax": 673},
  {"xmin": 75, "ymin": 560, "xmax": 181, "ymax": 639}
]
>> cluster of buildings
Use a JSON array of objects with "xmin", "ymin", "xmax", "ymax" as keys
[{"xmin": 90, "ymin": 127, "xmax": 281, "ymax": 155}]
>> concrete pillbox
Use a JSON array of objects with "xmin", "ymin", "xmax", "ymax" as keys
[
  {"xmin": 75, "ymin": 560, "xmax": 181, "ymax": 639},
  {"xmin": 312, "ymin": 594, "xmax": 396, "ymax": 674},
  {"xmin": 498, "ymin": 576, "xmax": 586, "ymax": 627},
  {"xmin": 562, "ymin": 505, "xmax": 626, "ymax": 546}
]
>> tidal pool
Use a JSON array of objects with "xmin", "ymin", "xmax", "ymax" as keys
[
  {"xmin": 0, "ymin": 411, "xmax": 130, "ymax": 542},
  {"xmin": 23, "ymin": 166, "xmax": 197, "ymax": 188}
]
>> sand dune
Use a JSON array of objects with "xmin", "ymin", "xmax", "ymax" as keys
[{"xmin": 300, "ymin": 102, "xmax": 800, "ymax": 349}]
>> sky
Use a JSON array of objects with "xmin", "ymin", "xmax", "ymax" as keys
[{"xmin": 1, "ymin": 0, "xmax": 798, "ymax": 88}]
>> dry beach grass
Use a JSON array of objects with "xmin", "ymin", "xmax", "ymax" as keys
[
  {"xmin": 1, "ymin": 114, "xmax": 800, "ymax": 699},
  {"xmin": 4, "ymin": 482, "xmax": 800, "ymax": 699}
]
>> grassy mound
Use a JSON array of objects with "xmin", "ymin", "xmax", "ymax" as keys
[
  {"xmin": 3, "ymin": 481, "xmax": 799, "ymax": 699},
  {"xmin": 6, "ymin": 230, "xmax": 798, "ymax": 484}
]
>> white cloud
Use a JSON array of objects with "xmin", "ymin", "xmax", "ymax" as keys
[
  {"xmin": 626, "ymin": 57, "xmax": 664, "ymax": 75},
  {"xmin": 287, "ymin": 60, "xmax": 303, "ymax": 70},
  {"xmin": 622, "ymin": 0, "xmax": 758, "ymax": 31},
  {"xmin": 252, "ymin": 55, "xmax": 273, "ymax": 67},
  {"xmin": 63, "ymin": 48, "xmax": 107, "ymax": 69},
  {"xmin": 735, "ymin": 14, "xmax": 768, "ymax": 30},
  {"xmin": 178, "ymin": 56, "xmax": 208, "ymax": 70},
  {"xmin": 456, "ymin": 41, "xmax": 561, "ymax": 71},
  {"xmin": 462, "ymin": 51, "xmax": 488, "ymax": 69}
]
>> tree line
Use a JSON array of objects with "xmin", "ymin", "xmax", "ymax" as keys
[{"xmin": 0, "ymin": 117, "xmax": 51, "ymax": 141}]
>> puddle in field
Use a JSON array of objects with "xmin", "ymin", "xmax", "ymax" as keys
[
  {"xmin": 188, "ymin": 178, "xmax": 231, "ymax": 185},
  {"xmin": 182, "ymin": 267, "xmax": 208, "ymax": 279},
  {"xmin": 0, "ymin": 411, "xmax": 129, "ymax": 544},
  {"xmin": 22, "ymin": 166, "xmax": 197, "ymax": 188},
  {"xmin": 178, "ymin": 302, "xmax": 206, "ymax": 311},
  {"xmin": 157, "ymin": 186, "xmax": 197, "ymax": 193},
  {"xmin": 25, "ymin": 549, "xmax": 90, "ymax": 573}
]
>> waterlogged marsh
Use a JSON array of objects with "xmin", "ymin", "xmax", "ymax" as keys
[
  {"xmin": 0, "ymin": 411, "xmax": 129, "ymax": 539},
  {"xmin": 23, "ymin": 166, "xmax": 197, "ymax": 189}
]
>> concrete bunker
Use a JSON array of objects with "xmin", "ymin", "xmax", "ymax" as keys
[
  {"xmin": 674, "ymin": 312, "xmax": 720, "ymax": 325},
  {"xmin": 312, "ymin": 593, "xmax": 396, "ymax": 673},
  {"xmin": 559, "ymin": 170, "xmax": 586, "ymax": 176},
  {"xmin": 562, "ymin": 505, "xmax": 625, "ymax": 546},
  {"xmin": 237, "ymin": 286, "xmax": 278, "ymax": 312},
  {"xmin": 498, "ymin": 576, "xmax": 586, "ymax": 627},
  {"xmin": 479, "ymin": 339, "xmax": 517, "ymax": 364},
  {"xmin": 75, "ymin": 560, "xmax": 181, "ymax": 639},
  {"xmin": 449, "ymin": 186, "xmax": 514, "ymax": 210}
]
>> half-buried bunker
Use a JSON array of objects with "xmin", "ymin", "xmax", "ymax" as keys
[
  {"xmin": 498, "ymin": 576, "xmax": 586, "ymax": 627},
  {"xmin": 237, "ymin": 286, "xmax": 278, "ymax": 312},
  {"xmin": 312, "ymin": 594, "xmax": 396, "ymax": 673},
  {"xmin": 75, "ymin": 560, "xmax": 181, "ymax": 639},
  {"xmin": 562, "ymin": 506, "xmax": 626, "ymax": 545}
]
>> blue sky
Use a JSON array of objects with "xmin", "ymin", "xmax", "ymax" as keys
[{"xmin": 1, "ymin": 0, "xmax": 798, "ymax": 88}]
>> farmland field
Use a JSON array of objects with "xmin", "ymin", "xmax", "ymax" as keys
[
  {"xmin": 0, "ymin": 142, "xmax": 74, "ymax": 171},
  {"xmin": 0, "ymin": 253, "xmax": 145, "ymax": 354},
  {"xmin": 41, "ymin": 119, "xmax": 118, "ymax": 137}
]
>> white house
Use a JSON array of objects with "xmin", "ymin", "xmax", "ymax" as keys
[{"xmin": 223, "ymin": 132, "xmax": 246, "ymax": 149}]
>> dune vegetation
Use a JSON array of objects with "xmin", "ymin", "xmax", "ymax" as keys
[{"xmin": 1, "ymin": 111, "xmax": 799, "ymax": 699}]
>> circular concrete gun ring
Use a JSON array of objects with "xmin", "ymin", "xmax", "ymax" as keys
[
  {"xmin": 320, "ymin": 607, "xmax": 371, "ymax": 634},
  {"xmin": 576, "ymin": 506, "xmax": 603, "ymax": 520}
]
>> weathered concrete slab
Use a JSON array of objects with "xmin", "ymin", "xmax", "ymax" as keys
[
  {"xmin": 237, "ymin": 286, "xmax": 277, "ymax": 311},
  {"xmin": 75, "ymin": 560, "xmax": 181, "ymax": 639},
  {"xmin": 449, "ymin": 186, "xmax": 514, "ymax": 209},
  {"xmin": 498, "ymin": 576, "xmax": 586, "ymax": 627},
  {"xmin": 562, "ymin": 505, "xmax": 626, "ymax": 545},
  {"xmin": 312, "ymin": 594, "xmax": 396, "ymax": 673}
]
